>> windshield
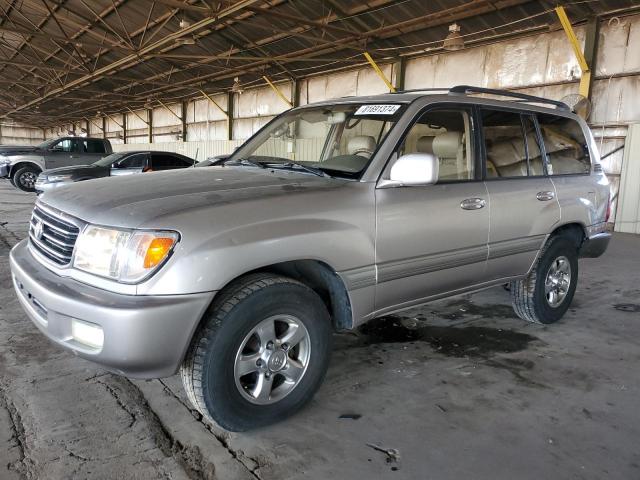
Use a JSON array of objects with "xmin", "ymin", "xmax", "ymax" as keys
[
  {"xmin": 92, "ymin": 153, "xmax": 126, "ymax": 167},
  {"xmin": 228, "ymin": 103, "xmax": 406, "ymax": 178}
]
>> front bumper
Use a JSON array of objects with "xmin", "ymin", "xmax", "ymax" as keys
[
  {"xmin": 579, "ymin": 232, "xmax": 612, "ymax": 258},
  {"xmin": 0, "ymin": 164, "xmax": 9, "ymax": 178},
  {"xmin": 9, "ymin": 239, "xmax": 215, "ymax": 378}
]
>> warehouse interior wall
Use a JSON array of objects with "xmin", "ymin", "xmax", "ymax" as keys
[
  {"xmin": 6, "ymin": 13, "xmax": 638, "ymax": 224},
  {"xmin": 0, "ymin": 122, "xmax": 44, "ymax": 146}
]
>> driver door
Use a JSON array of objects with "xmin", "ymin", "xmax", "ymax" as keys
[
  {"xmin": 374, "ymin": 106, "xmax": 490, "ymax": 312},
  {"xmin": 111, "ymin": 153, "xmax": 149, "ymax": 176},
  {"xmin": 44, "ymin": 138, "xmax": 76, "ymax": 169}
]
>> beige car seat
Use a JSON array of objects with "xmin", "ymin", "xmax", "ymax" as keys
[
  {"xmin": 347, "ymin": 136, "xmax": 376, "ymax": 158},
  {"xmin": 432, "ymin": 131, "xmax": 466, "ymax": 180}
]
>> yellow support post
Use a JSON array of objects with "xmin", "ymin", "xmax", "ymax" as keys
[
  {"xmin": 555, "ymin": 6, "xmax": 590, "ymax": 97},
  {"xmin": 263, "ymin": 76, "xmax": 293, "ymax": 108},
  {"xmin": 363, "ymin": 52, "xmax": 396, "ymax": 93}
]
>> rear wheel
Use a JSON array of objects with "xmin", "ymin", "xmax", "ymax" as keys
[
  {"xmin": 510, "ymin": 235, "xmax": 579, "ymax": 324},
  {"xmin": 181, "ymin": 273, "xmax": 332, "ymax": 431},
  {"xmin": 13, "ymin": 166, "xmax": 40, "ymax": 192}
]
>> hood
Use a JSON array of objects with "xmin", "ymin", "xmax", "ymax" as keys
[
  {"xmin": 43, "ymin": 165, "xmax": 107, "ymax": 178},
  {"xmin": 0, "ymin": 145, "xmax": 38, "ymax": 156},
  {"xmin": 40, "ymin": 166, "xmax": 346, "ymax": 228}
]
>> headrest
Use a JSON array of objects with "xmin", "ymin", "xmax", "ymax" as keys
[
  {"xmin": 348, "ymin": 136, "xmax": 376, "ymax": 157},
  {"xmin": 433, "ymin": 131, "xmax": 462, "ymax": 158},
  {"xmin": 416, "ymin": 136, "xmax": 435, "ymax": 154}
]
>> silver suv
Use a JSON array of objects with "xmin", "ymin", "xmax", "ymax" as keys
[
  {"xmin": 9, "ymin": 86, "xmax": 611, "ymax": 431},
  {"xmin": 0, "ymin": 137, "xmax": 112, "ymax": 192}
]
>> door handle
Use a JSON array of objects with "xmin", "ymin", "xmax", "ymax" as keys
[
  {"xmin": 460, "ymin": 198, "xmax": 486, "ymax": 210},
  {"xmin": 536, "ymin": 191, "xmax": 555, "ymax": 201}
]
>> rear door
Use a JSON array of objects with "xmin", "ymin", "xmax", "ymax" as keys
[
  {"xmin": 76, "ymin": 139, "xmax": 108, "ymax": 165},
  {"xmin": 536, "ymin": 113, "xmax": 599, "ymax": 228},
  {"xmin": 481, "ymin": 108, "xmax": 560, "ymax": 279},
  {"xmin": 375, "ymin": 106, "xmax": 490, "ymax": 311}
]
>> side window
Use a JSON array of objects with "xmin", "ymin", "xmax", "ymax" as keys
[
  {"xmin": 117, "ymin": 153, "xmax": 147, "ymax": 169},
  {"xmin": 480, "ymin": 109, "xmax": 528, "ymax": 178},
  {"xmin": 152, "ymin": 154, "xmax": 191, "ymax": 170},
  {"xmin": 398, "ymin": 109, "xmax": 475, "ymax": 182},
  {"xmin": 538, "ymin": 114, "xmax": 591, "ymax": 175},
  {"xmin": 86, "ymin": 140, "xmax": 106, "ymax": 154},
  {"xmin": 51, "ymin": 139, "xmax": 74, "ymax": 152}
]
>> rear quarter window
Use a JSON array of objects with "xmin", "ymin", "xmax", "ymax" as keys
[{"xmin": 538, "ymin": 114, "xmax": 591, "ymax": 175}]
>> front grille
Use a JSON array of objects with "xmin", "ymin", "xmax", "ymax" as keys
[{"xmin": 29, "ymin": 205, "xmax": 80, "ymax": 266}]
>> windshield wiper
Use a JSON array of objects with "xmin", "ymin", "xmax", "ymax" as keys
[
  {"xmin": 265, "ymin": 161, "xmax": 328, "ymax": 177},
  {"xmin": 224, "ymin": 158, "xmax": 266, "ymax": 168}
]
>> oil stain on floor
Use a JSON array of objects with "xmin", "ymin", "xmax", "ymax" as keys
[{"xmin": 357, "ymin": 316, "xmax": 538, "ymax": 358}]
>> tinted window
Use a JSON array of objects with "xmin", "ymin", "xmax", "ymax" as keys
[
  {"xmin": 84, "ymin": 139, "xmax": 106, "ymax": 154},
  {"xmin": 399, "ymin": 109, "xmax": 475, "ymax": 182},
  {"xmin": 481, "ymin": 110, "xmax": 528, "ymax": 178},
  {"xmin": 116, "ymin": 153, "xmax": 147, "ymax": 169},
  {"xmin": 538, "ymin": 114, "xmax": 590, "ymax": 175},
  {"xmin": 152, "ymin": 154, "xmax": 193, "ymax": 170}
]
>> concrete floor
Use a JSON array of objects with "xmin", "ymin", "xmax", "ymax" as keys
[{"xmin": 0, "ymin": 180, "xmax": 639, "ymax": 480}]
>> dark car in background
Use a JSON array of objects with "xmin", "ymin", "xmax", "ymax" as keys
[
  {"xmin": 35, "ymin": 150, "xmax": 196, "ymax": 193},
  {"xmin": 0, "ymin": 137, "xmax": 113, "ymax": 192}
]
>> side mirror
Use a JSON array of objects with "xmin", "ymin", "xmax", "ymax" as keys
[{"xmin": 389, "ymin": 153, "xmax": 439, "ymax": 186}]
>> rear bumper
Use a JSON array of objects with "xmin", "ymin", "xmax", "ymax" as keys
[
  {"xmin": 579, "ymin": 232, "xmax": 611, "ymax": 258},
  {"xmin": 9, "ymin": 239, "xmax": 215, "ymax": 378}
]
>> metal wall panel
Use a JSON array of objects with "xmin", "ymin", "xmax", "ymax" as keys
[{"xmin": 615, "ymin": 124, "xmax": 640, "ymax": 233}]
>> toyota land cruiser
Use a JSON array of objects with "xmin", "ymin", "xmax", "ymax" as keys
[{"xmin": 9, "ymin": 86, "xmax": 611, "ymax": 431}]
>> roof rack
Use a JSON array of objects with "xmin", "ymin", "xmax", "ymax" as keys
[
  {"xmin": 391, "ymin": 88, "xmax": 451, "ymax": 94},
  {"xmin": 448, "ymin": 85, "xmax": 570, "ymax": 110},
  {"xmin": 391, "ymin": 85, "xmax": 570, "ymax": 110}
]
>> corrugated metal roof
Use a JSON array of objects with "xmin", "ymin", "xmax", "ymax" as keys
[{"xmin": 0, "ymin": 0, "xmax": 637, "ymax": 126}]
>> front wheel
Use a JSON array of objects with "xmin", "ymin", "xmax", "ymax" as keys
[
  {"xmin": 181, "ymin": 273, "xmax": 332, "ymax": 431},
  {"xmin": 510, "ymin": 236, "xmax": 579, "ymax": 324},
  {"xmin": 13, "ymin": 166, "xmax": 40, "ymax": 192}
]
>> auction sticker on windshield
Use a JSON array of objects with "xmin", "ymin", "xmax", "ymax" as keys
[{"xmin": 355, "ymin": 105, "xmax": 401, "ymax": 115}]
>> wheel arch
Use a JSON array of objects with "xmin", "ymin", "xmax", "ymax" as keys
[
  {"xmin": 10, "ymin": 161, "xmax": 42, "ymax": 177},
  {"xmin": 550, "ymin": 222, "xmax": 587, "ymax": 249},
  {"xmin": 203, "ymin": 259, "xmax": 354, "ymax": 333}
]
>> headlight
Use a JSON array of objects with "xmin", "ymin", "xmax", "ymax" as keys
[
  {"xmin": 73, "ymin": 226, "xmax": 179, "ymax": 283},
  {"xmin": 45, "ymin": 173, "xmax": 74, "ymax": 183}
]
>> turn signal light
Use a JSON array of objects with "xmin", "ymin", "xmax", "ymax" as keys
[{"xmin": 144, "ymin": 237, "xmax": 176, "ymax": 268}]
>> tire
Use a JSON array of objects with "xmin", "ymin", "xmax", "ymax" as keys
[
  {"xmin": 181, "ymin": 273, "xmax": 332, "ymax": 431},
  {"xmin": 8, "ymin": 175, "xmax": 16, "ymax": 187},
  {"xmin": 13, "ymin": 166, "xmax": 40, "ymax": 192},
  {"xmin": 510, "ymin": 235, "xmax": 579, "ymax": 324}
]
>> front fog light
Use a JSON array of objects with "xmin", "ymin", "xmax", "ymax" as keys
[{"xmin": 71, "ymin": 319, "xmax": 104, "ymax": 349}]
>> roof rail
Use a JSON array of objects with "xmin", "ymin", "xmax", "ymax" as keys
[
  {"xmin": 449, "ymin": 85, "xmax": 570, "ymax": 110},
  {"xmin": 390, "ymin": 88, "xmax": 451, "ymax": 94}
]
